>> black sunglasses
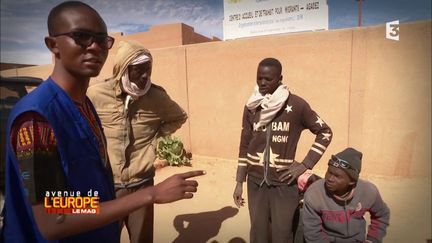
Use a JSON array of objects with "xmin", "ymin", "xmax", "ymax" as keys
[
  {"xmin": 52, "ymin": 31, "xmax": 115, "ymax": 49},
  {"xmin": 328, "ymin": 155, "xmax": 358, "ymax": 173}
]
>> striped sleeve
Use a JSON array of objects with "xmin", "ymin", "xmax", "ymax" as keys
[
  {"xmin": 301, "ymin": 103, "xmax": 333, "ymax": 169},
  {"xmin": 236, "ymin": 106, "xmax": 253, "ymax": 182},
  {"xmin": 10, "ymin": 112, "xmax": 66, "ymax": 204}
]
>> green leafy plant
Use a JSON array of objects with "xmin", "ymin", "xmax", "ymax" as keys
[{"xmin": 157, "ymin": 136, "xmax": 191, "ymax": 166}]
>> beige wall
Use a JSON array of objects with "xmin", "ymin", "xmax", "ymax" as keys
[
  {"xmin": 122, "ymin": 24, "xmax": 183, "ymax": 49},
  {"xmin": 1, "ymin": 64, "xmax": 53, "ymax": 79},
  {"xmin": 185, "ymin": 27, "xmax": 353, "ymax": 172},
  {"xmin": 2, "ymin": 21, "xmax": 430, "ymax": 178},
  {"xmin": 180, "ymin": 24, "xmax": 217, "ymax": 44},
  {"xmin": 349, "ymin": 22, "xmax": 431, "ymax": 177},
  {"xmin": 105, "ymin": 23, "xmax": 216, "ymax": 51}
]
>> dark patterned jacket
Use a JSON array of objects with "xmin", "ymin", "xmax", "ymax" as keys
[{"xmin": 236, "ymin": 93, "xmax": 332, "ymax": 185}]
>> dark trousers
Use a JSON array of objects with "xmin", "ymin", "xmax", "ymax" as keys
[
  {"xmin": 116, "ymin": 179, "xmax": 154, "ymax": 243},
  {"xmin": 247, "ymin": 179, "xmax": 300, "ymax": 243},
  {"xmin": 293, "ymin": 205, "xmax": 304, "ymax": 243}
]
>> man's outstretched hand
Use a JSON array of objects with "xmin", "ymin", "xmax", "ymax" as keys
[{"xmin": 151, "ymin": 170, "xmax": 206, "ymax": 204}]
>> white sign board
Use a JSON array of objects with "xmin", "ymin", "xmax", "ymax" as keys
[{"xmin": 223, "ymin": 0, "xmax": 329, "ymax": 40}]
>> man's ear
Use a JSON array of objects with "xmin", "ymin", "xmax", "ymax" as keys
[
  {"xmin": 279, "ymin": 75, "xmax": 283, "ymax": 83},
  {"xmin": 44, "ymin": 36, "xmax": 59, "ymax": 55},
  {"xmin": 348, "ymin": 180, "xmax": 356, "ymax": 186}
]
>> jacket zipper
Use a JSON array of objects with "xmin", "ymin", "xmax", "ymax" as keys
[{"xmin": 261, "ymin": 124, "xmax": 272, "ymax": 186}]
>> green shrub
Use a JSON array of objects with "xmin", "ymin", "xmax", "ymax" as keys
[{"xmin": 157, "ymin": 136, "xmax": 191, "ymax": 166}]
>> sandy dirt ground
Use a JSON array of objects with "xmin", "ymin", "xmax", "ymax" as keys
[{"xmin": 121, "ymin": 156, "xmax": 432, "ymax": 243}]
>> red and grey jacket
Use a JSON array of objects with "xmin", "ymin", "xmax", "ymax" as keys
[
  {"xmin": 235, "ymin": 93, "xmax": 332, "ymax": 185},
  {"xmin": 303, "ymin": 179, "xmax": 390, "ymax": 243}
]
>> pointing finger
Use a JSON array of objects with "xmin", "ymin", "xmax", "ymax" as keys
[{"xmin": 180, "ymin": 170, "xmax": 206, "ymax": 179}]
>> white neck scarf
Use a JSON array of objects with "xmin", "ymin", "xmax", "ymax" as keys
[{"xmin": 246, "ymin": 84, "xmax": 289, "ymax": 130}]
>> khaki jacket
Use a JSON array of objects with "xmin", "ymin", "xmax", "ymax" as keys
[{"xmin": 88, "ymin": 79, "xmax": 187, "ymax": 187}]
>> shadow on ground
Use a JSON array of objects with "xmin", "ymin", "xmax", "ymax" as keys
[{"xmin": 172, "ymin": 206, "xmax": 245, "ymax": 243}]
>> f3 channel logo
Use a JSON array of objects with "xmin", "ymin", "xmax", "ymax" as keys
[{"xmin": 386, "ymin": 20, "xmax": 400, "ymax": 41}]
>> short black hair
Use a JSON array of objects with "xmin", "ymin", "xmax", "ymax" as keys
[
  {"xmin": 259, "ymin": 58, "xmax": 282, "ymax": 76},
  {"xmin": 47, "ymin": 1, "xmax": 99, "ymax": 36}
]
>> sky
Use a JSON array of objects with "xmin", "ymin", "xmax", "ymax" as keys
[{"xmin": 0, "ymin": 0, "xmax": 430, "ymax": 65}]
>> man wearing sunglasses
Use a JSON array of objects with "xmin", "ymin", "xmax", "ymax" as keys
[
  {"xmin": 2, "ymin": 1, "xmax": 204, "ymax": 243},
  {"xmin": 302, "ymin": 147, "xmax": 390, "ymax": 243},
  {"xmin": 87, "ymin": 40, "xmax": 188, "ymax": 243}
]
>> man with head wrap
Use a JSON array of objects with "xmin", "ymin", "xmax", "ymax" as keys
[{"xmin": 88, "ymin": 40, "xmax": 188, "ymax": 243}]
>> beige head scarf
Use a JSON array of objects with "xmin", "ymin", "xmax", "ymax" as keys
[
  {"xmin": 112, "ymin": 41, "xmax": 153, "ymax": 108},
  {"xmin": 112, "ymin": 40, "xmax": 152, "ymax": 82},
  {"xmin": 112, "ymin": 41, "xmax": 153, "ymax": 111},
  {"xmin": 121, "ymin": 53, "xmax": 152, "ymax": 100}
]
